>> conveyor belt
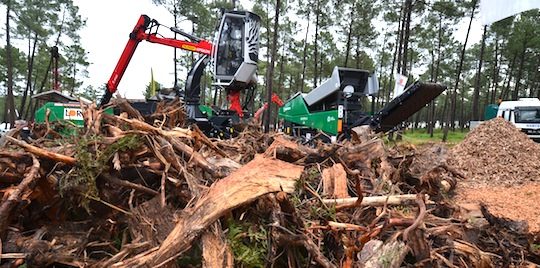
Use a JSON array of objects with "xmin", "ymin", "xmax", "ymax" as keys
[{"xmin": 354, "ymin": 81, "xmax": 446, "ymax": 132}]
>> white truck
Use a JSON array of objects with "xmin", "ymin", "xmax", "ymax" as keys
[{"xmin": 497, "ymin": 98, "xmax": 540, "ymax": 141}]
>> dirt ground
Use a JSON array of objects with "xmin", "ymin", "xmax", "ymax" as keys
[{"xmin": 455, "ymin": 182, "xmax": 540, "ymax": 233}]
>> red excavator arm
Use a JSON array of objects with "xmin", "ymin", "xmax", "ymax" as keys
[
  {"xmin": 100, "ymin": 15, "xmax": 213, "ymax": 105},
  {"xmin": 254, "ymin": 93, "xmax": 284, "ymax": 122}
]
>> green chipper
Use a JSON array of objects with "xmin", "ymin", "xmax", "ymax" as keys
[{"xmin": 278, "ymin": 66, "xmax": 446, "ymax": 141}]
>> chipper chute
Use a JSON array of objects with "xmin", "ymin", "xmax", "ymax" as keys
[
  {"xmin": 279, "ymin": 66, "xmax": 446, "ymax": 140},
  {"xmin": 354, "ymin": 82, "xmax": 447, "ymax": 133}
]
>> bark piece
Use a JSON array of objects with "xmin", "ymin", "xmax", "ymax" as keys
[
  {"xmin": 361, "ymin": 240, "xmax": 409, "ymax": 268},
  {"xmin": 206, "ymin": 157, "xmax": 242, "ymax": 177},
  {"xmin": 264, "ymin": 135, "xmax": 316, "ymax": 163},
  {"xmin": 202, "ymin": 223, "xmax": 234, "ymax": 268},
  {"xmin": 115, "ymin": 155, "xmax": 303, "ymax": 267},
  {"xmin": 350, "ymin": 125, "xmax": 373, "ymax": 144},
  {"xmin": 128, "ymin": 197, "xmax": 175, "ymax": 247},
  {"xmin": 338, "ymin": 139, "xmax": 386, "ymax": 166},
  {"xmin": 322, "ymin": 163, "xmax": 349, "ymax": 198}
]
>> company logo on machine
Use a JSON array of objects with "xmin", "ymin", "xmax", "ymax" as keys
[
  {"xmin": 64, "ymin": 108, "xmax": 84, "ymax": 120},
  {"xmin": 327, "ymin": 116, "xmax": 336, "ymax": 122},
  {"xmin": 283, "ymin": 106, "xmax": 291, "ymax": 112},
  {"xmin": 525, "ymin": 124, "xmax": 540, "ymax": 129}
]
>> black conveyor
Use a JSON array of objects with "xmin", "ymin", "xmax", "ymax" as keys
[{"xmin": 354, "ymin": 81, "xmax": 446, "ymax": 132}]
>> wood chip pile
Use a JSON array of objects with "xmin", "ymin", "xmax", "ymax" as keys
[
  {"xmin": 0, "ymin": 101, "xmax": 538, "ymax": 267},
  {"xmin": 449, "ymin": 117, "xmax": 540, "ymax": 187}
]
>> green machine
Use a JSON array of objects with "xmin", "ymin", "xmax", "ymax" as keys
[
  {"xmin": 279, "ymin": 67, "xmax": 379, "ymax": 139},
  {"xmin": 35, "ymin": 102, "xmax": 112, "ymax": 126},
  {"xmin": 33, "ymin": 91, "xmax": 113, "ymax": 131},
  {"xmin": 279, "ymin": 66, "xmax": 447, "ymax": 140}
]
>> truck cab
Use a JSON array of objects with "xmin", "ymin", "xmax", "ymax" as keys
[{"xmin": 497, "ymin": 98, "xmax": 540, "ymax": 141}]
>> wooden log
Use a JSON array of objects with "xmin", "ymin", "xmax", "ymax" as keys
[
  {"xmin": 322, "ymin": 163, "xmax": 349, "ymax": 199},
  {"xmin": 0, "ymin": 155, "xmax": 40, "ymax": 239},
  {"xmin": 114, "ymin": 155, "xmax": 303, "ymax": 267},
  {"xmin": 322, "ymin": 194, "xmax": 427, "ymax": 207},
  {"xmin": 5, "ymin": 136, "xmax": 76, "ymax": 165}
]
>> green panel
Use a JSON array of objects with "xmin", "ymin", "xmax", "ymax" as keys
[
  {"xmin": 484, "ymin": 104, "xmax": 498, "ymax": 120},
  {"xmin": 199, "ymin": 105, "xmax": 214, "ymax": 117},
  {"xmin": 35, "ymin": 102, "xmax": 113, "ymax": 127},
  {"xmin": 35, "ymin": 102, "xmax": 66, "ymax": 123},
  {"xmin": 280, "ymin": 109, "xmax": 339, "ymax": 135},
  {"xmin": 279, "ymin": 94, "xmax": 309, "ymax": 116},
  {"xmin": 279, "ymin": 94, "xmax": 340, "ymax": 135}
]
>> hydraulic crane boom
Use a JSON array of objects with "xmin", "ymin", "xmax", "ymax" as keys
[
  {"xmin": 101, "ymin": 15, "xmax": 213, "ymax": 105},
  {"xmin": 100, "ymin": 11, "xmax": 261, "ymax": 125}
]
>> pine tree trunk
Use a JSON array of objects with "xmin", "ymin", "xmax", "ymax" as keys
[
  {"xmin": 512, "ymin": 41, "xmax": 527, "ymax": 100},
  {"xmin": 396, "ymin": 1, "xmax": 406, "ymax": 75},
  {"xmin": 28, "ymin": 12, "xmax": 67, "ymax": 120},
  {"xmin": 430, "ymin": 14, "xmax": 442, "ymax": 137},
  {"xmin": 20, "ymin": 32, "xmax": 39, "ymax": 119},
  {"xmin": 264, "ymin": 0, "xmax": 281, "ymax": 133},
  {"xmin": 313, "ymin": 0, "xmax": 320, "ymax": 87},
  {"xmin": 500, "ymin": 53, "xmax": 517, "ymax": 100},
  {"xmin": 490, "ymin": 34, "xmax": 499, "ymax": 104},
  {"xmin": 343, "ymin": 8, "xmax": 354, "ymax": 67},
  {"xmin": 427, "ymin": 44, "xmax": 435, "ymax": 135},
  {"xmin": 472, "ymin": 26, "xmax": 487, "ymax": 121},
  {"xmin": 300, "ymin": 3, "xmax": 310, "ymax": 93},
  {"xmin": 460, "ymin": 84, "xmax": 465, "ymax": 132},
  {"xmin": 443, "ymin": 0, "xmax": 476, "ymax": 142},
  {"xmin": 5, "ymin": 0, "xmax": 17, "ymax": 126},
  {"xmin": 396, "ymin": 0, "xmax": 412, "ymax": 141},
  {"xmin": 531, "ymin": 57, "xmax": 540, "ymax": 97}
]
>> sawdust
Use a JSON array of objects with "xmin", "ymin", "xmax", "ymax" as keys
[
  {"xmin": 448, "ymin": 118, "xmax": 540, "ymax": 233},
  {"xmin": 448, "ymin": 117, "xmax": 540, "ymax": 187},
  {"xmin": 456, "ymin": 183, "xmax": 540, "ymax": 233}
]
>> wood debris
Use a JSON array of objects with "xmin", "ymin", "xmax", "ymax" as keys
[{"xmin": 0, "ymin": 100, "xmax": 538, "ymax": 267}]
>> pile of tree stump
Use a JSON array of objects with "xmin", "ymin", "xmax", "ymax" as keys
[{"xmin": 0, "ymin": 99, "xmax": 538, "ymax": 267}]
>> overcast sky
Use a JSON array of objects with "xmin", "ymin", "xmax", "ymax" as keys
[
  {"xmin": 73, "ymin": 0, "xmax": 483, "ymax": 100},
  {"xmin": 1, "ymin": 1, "xmax": 483, "ymax": 100},
  {"xmin": 75, "ymin": 0, "xmax": 195, "ymax": 99}
]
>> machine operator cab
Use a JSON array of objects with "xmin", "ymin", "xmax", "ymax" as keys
[
  {"xmin": 213, "ymin": 11, "xmax": 260, "ymax": 90},
  {"xmin": 184, "ymin": 10, "xmax": 261, "ymax": 138}
]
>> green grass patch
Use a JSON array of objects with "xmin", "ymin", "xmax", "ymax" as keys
[{"xmin": 391, "ymin": 128, "xmax": 468, "ymax": 146}]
